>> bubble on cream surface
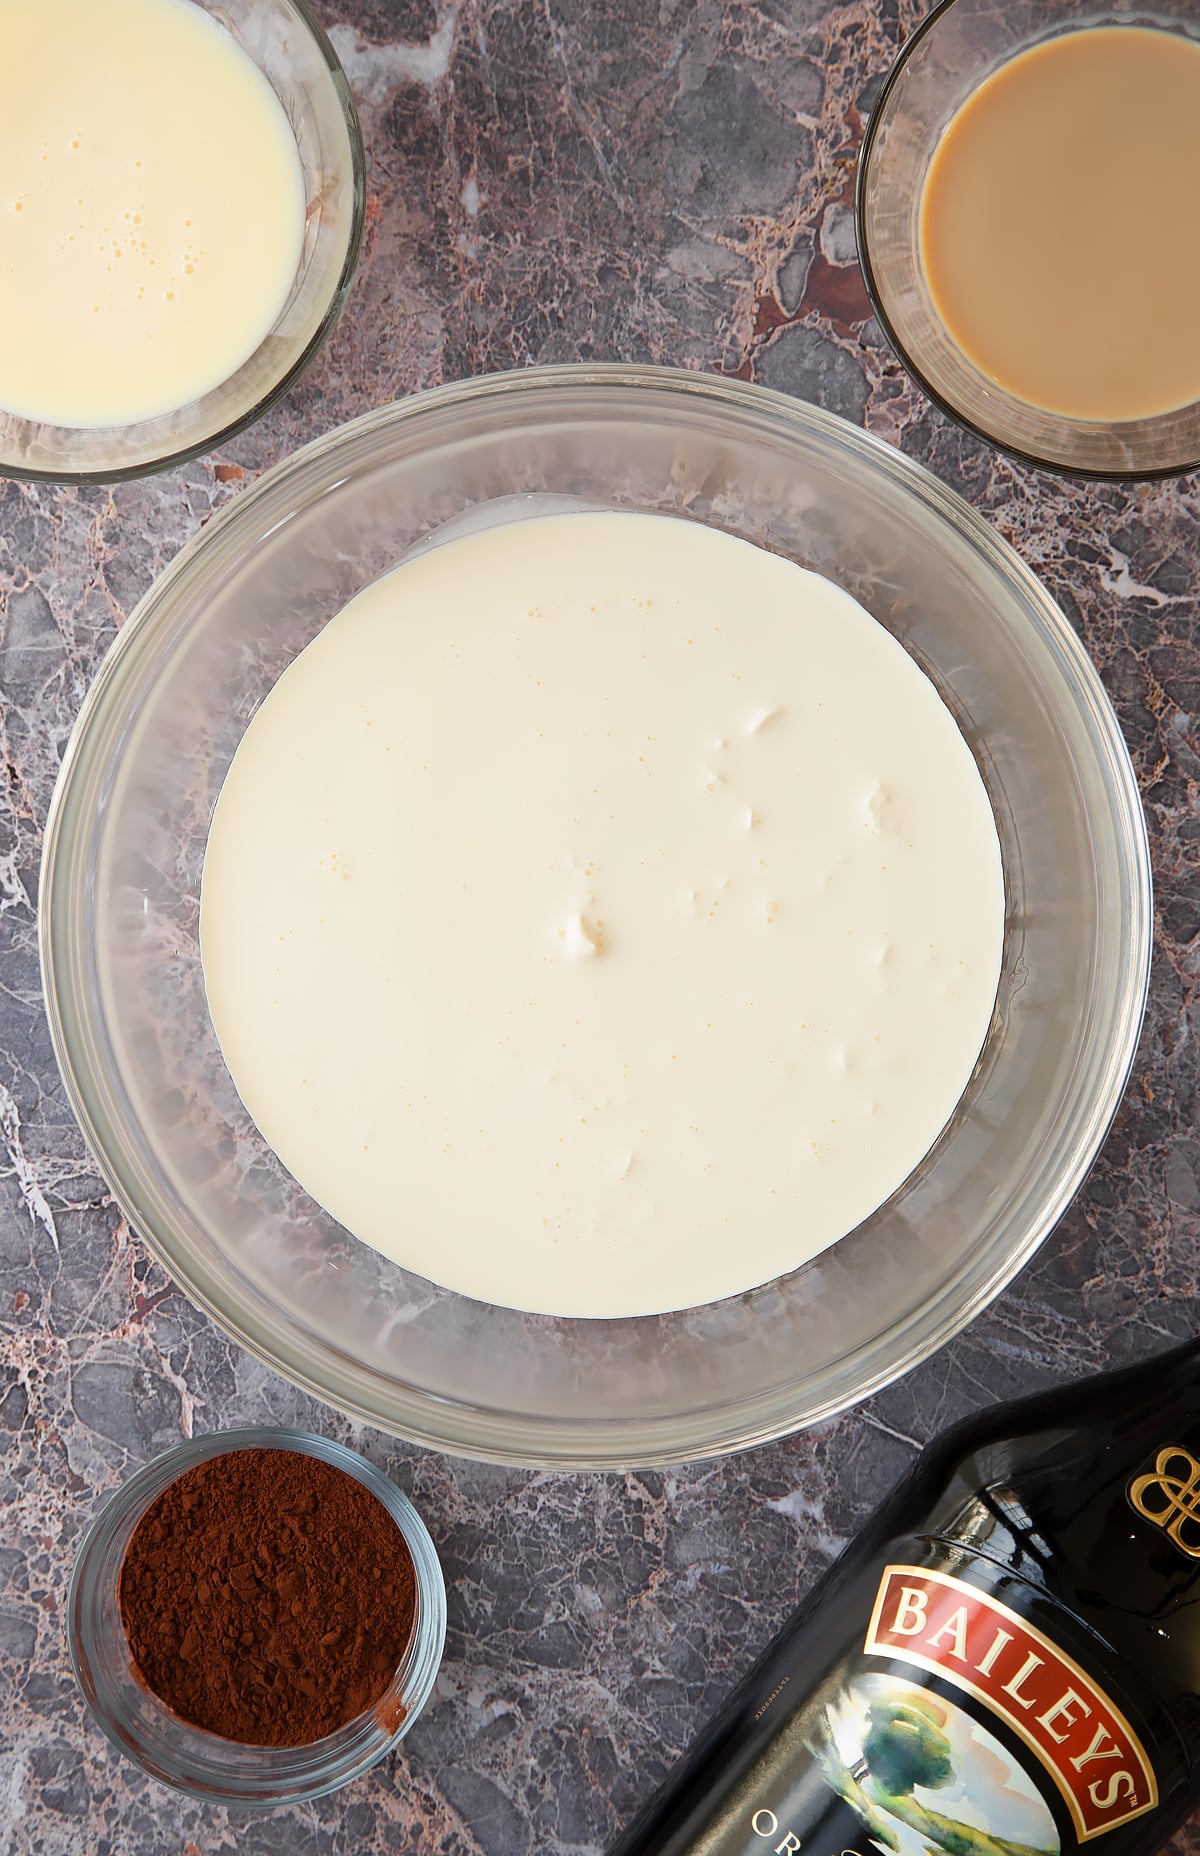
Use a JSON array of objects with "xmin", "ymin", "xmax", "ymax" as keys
[
  {"xmin": 0, "ymin": 0, "xmax": 305, "ymax": 428},
  {"xmin": 200, "ymin": 511, "xmax": 1005, "ymax": 1319}
]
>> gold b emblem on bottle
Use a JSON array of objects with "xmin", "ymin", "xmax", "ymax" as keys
[{"xmin": 1128, "ymin": 1446, "xmax": 1200, "ymax": 1557}]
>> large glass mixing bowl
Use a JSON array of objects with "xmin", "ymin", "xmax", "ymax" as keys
[{"xmin": 39, "ymin": 366, "xmax": 1151, "ymax": 1466}]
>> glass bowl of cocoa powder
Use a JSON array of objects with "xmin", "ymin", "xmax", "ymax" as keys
[{"xmin": 66, "ymin": 1428, "xmax": 446, "ymax": 1805}]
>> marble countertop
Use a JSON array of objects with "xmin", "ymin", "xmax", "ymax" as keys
[{"xmin": 2, "ymin": 1, "xmax": 1199, "ymax": 1851}]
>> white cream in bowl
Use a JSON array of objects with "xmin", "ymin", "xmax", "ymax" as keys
[{"xmin": 200, "ymin": 511, "xmax": 1004, "ymax": 1318}]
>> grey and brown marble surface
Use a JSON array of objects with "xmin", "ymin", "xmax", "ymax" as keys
[{"xmin": 2, "ymin": 0, "xmax": 1199, "ymax": 1850}]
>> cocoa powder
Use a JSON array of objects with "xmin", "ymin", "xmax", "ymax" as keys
[{"xmin": 118, "ymin": 1446, "xmax": 417, "ymax": 1746}]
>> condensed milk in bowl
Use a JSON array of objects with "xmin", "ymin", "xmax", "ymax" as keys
[
  {"xmin": 857, "ymin": 0, "xmax": 1200, "ymax": 479},
  {"xmin": 39, "ymin": 366, "xmax": 1151, "ymax": 1465},
  {"xmin": 0, "ymin": 0, "xmax": 364, "ymax": 482}
]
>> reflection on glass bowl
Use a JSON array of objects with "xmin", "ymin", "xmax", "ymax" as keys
[{"xmin": 39, "ymin": 364, "xmax": 1151, "ymax": 1466}]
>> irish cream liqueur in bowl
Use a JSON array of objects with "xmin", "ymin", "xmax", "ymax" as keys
[{"xmin": 857, "ymin": 0, "xmax": 1200, "ymax": 479}]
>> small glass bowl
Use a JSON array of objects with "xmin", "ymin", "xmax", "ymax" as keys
[
  {"xmin": 67, "ymin": 1427, "xmax": 446, "ymax": 1807},
  {"xmin": 856, "ymin": 0, "xmax": 1200, "ymax": 480},
  {"xmin": 0, "ymin": 0, "xmax": 365, "ymax": 485}
]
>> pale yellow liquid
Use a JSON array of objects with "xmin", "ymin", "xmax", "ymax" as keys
[
  {"xmin": 920, "ymin": 27, "xmax": 1200, "ymax": 423},
  {"xmin": 0, "ymin": 0, "xmax": 306, "ymax": 428}
]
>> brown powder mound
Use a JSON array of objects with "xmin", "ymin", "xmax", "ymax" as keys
[{"xmin": 118, "ymin": 1447, "xmax": 417, "ymax": 1746}]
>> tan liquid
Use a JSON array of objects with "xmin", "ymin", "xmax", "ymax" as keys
[{"xmin": 919, "ymin": 27, "xmax": 1200, "ymax": 423}]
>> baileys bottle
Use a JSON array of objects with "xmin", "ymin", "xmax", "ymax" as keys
[{"xmin": 611, "ymin": 1340, "xmax": 1200, "ymax": 1856}]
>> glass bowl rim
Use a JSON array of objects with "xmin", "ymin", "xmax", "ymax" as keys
[
  {"xmin": 66, "ymin": 1424, "xmax": 447, "ymax": 1805},
  {"xmin": 0, "ymin": 0, "xmax": 366, "ymax": 487},
  {"xmin": 854, "ymin": 0, "xmax": 1200, "ymax": 484},
  {"xmin": 38, "ymin": 361, "xmax": 1154, "ymax": 1465}
]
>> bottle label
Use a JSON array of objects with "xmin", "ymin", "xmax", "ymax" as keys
[
  {"xmin": 621, "ymin": 1558, "xmax": 1165, "ymax": 1855},
  {"xmin": 864, "ymin": 1566, "xmax": 1157, "ymax": 1840}
]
